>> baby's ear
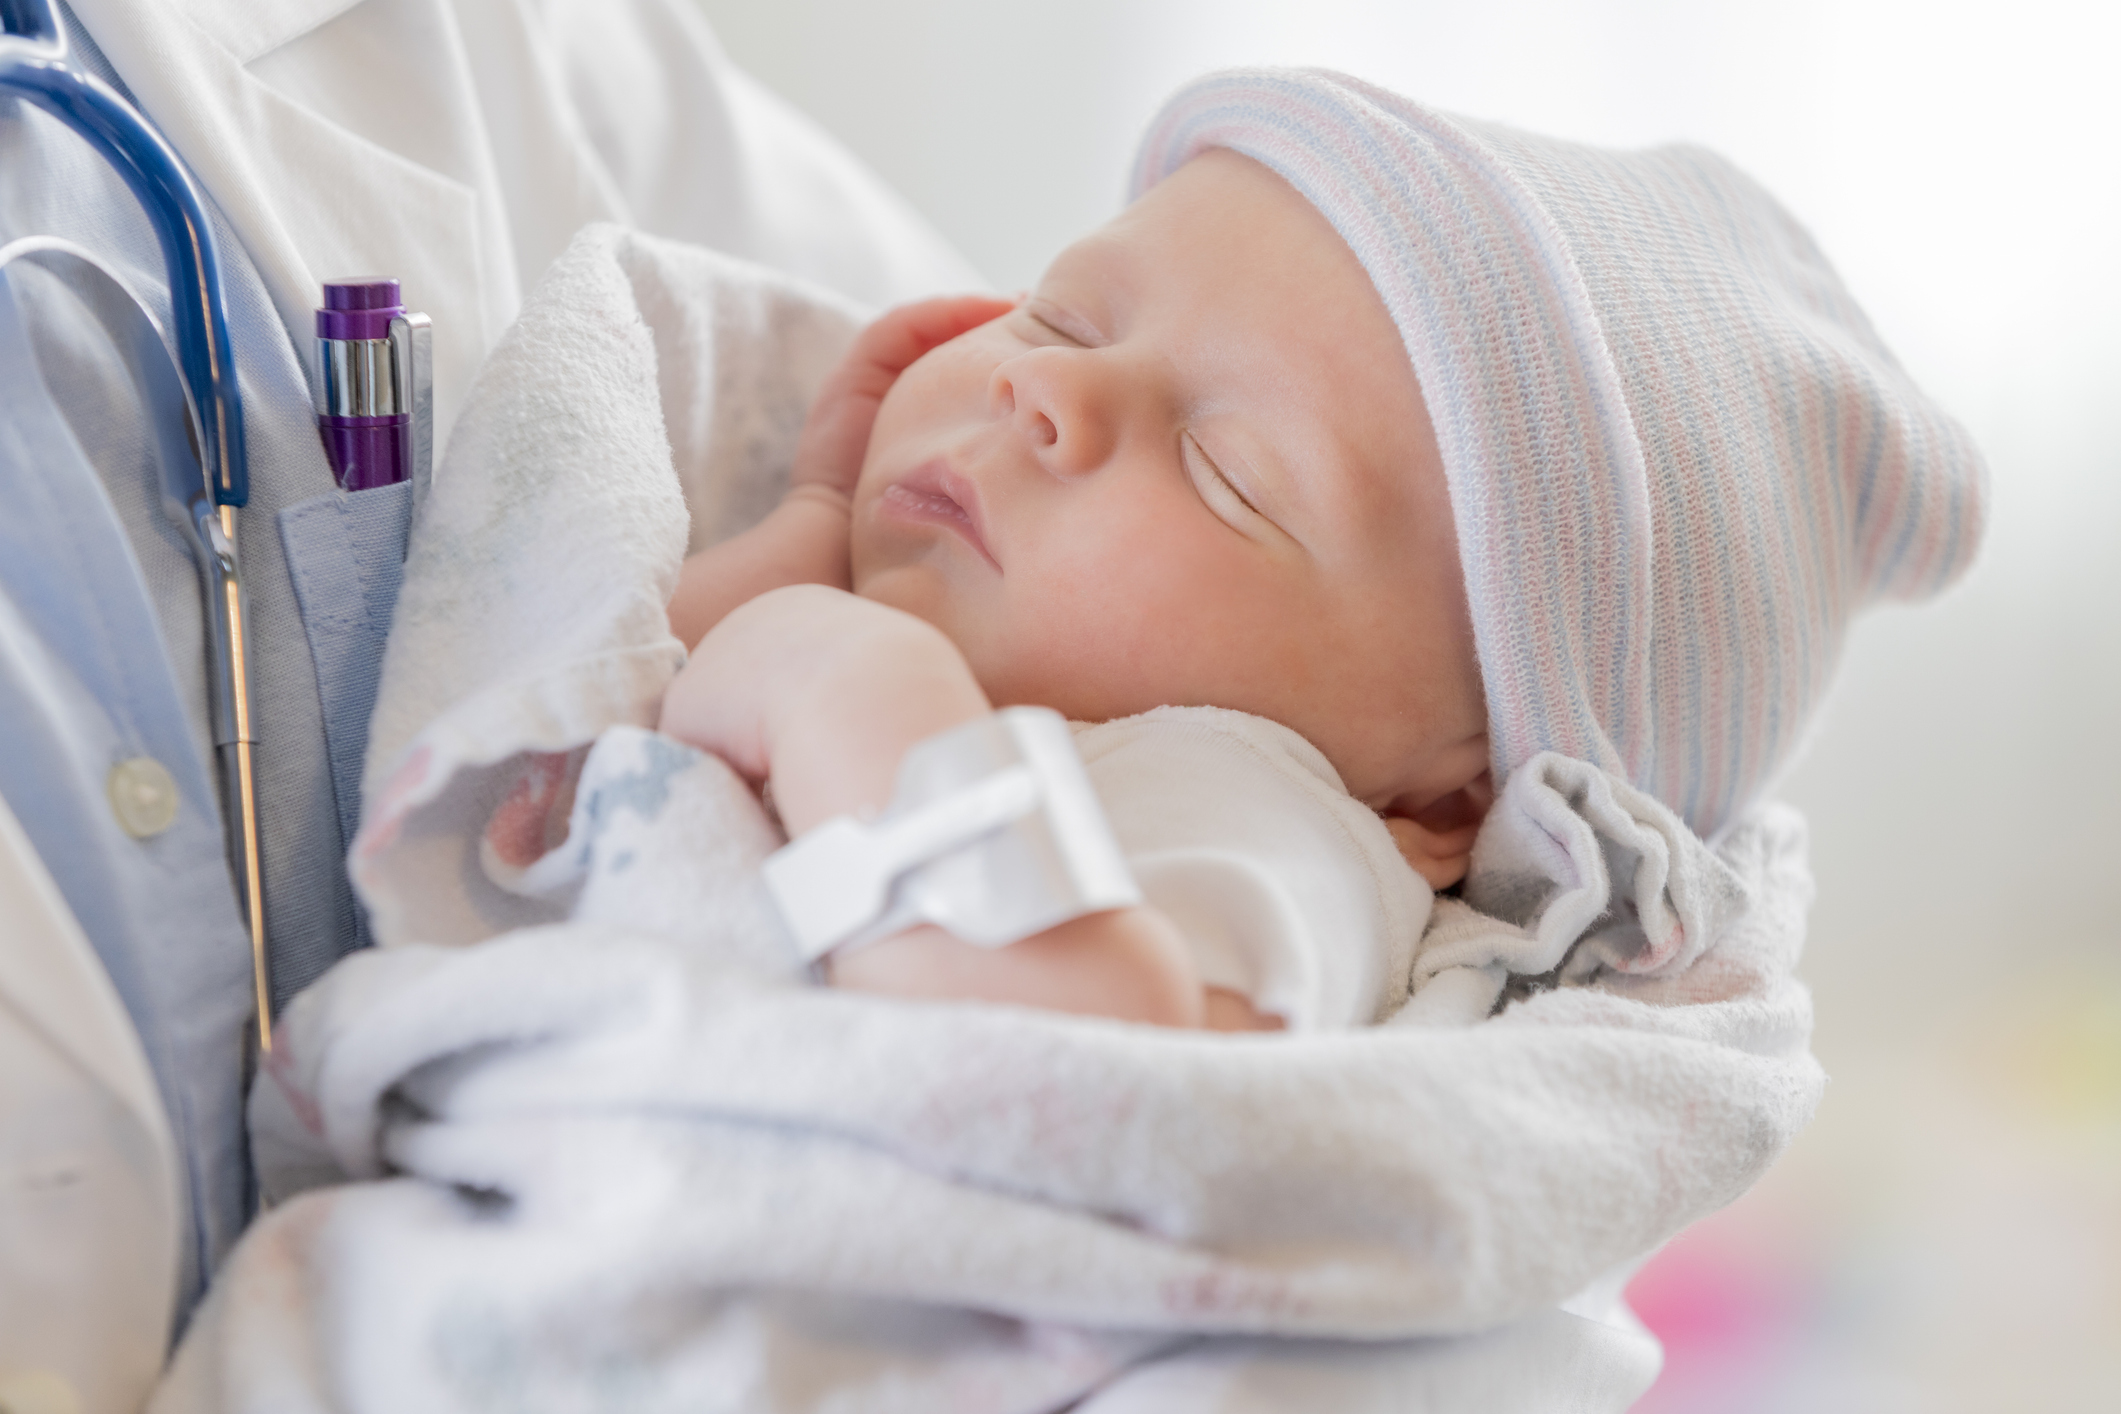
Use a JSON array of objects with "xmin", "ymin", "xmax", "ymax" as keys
[{"xmin": 1383, "ymin": 772, "xmax": 1494, "ymax": 890}]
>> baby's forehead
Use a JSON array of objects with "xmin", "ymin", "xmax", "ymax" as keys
[
  {"xmin": 1038, "ymin": 202, "xmax": 1198, "ymax": 301},
  {"xmin": 1066, "ymin": 158, "xmax": 1392, "ymax": 322},
  {"xmin": 1055, "ymin": 152, "xmax": 1331, "ymax": 271}
]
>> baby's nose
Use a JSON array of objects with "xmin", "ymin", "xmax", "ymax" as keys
[{"xmin": 991, "ymin": 353, "xmax": 1110, "ymax": 476}]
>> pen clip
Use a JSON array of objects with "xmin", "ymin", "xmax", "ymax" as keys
[{"xmin": 388, "ymin": 310, "xmax": 433, "ymax": 512}]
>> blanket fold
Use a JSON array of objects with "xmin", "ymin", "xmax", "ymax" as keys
[{"xmin": 157, "ymin": 225, "xmax": 1824, "ymax": 1414}]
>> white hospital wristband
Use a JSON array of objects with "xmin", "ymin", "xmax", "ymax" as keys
[{"xmin": 762, "ymin": 706, "xmax": 1141, "ymax": 963}]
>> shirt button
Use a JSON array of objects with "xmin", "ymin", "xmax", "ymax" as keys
[{"xmin": 107, "ymin": 756, "xmax": 179, "ymax": 839}]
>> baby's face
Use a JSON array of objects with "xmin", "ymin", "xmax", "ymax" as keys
[{"xmin": 850, "ymin": 149, "xmax": 1486, "ymax": 811}]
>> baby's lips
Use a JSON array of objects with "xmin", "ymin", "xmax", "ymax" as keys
[{"xmin": 879, "ymin": 460, "xmax": 1001, "ymax": 570}]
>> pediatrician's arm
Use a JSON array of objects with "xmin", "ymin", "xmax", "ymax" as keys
[{"xmin": 666, "ymin": 294, "xmax": 1013, "ymax": 650}]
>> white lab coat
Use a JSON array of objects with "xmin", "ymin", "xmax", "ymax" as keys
[
  {"xmin": 66, "ymin": 0, "xmax": 981, "ymax": 452},
  {"xmin": 0, "ymin": 796, "xmax": 181, "ymax": 1414},
  {"xmin": 0, "ymin": 2, "xmax": 977, "ymax": 1410}
]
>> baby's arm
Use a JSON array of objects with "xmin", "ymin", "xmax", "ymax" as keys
[
  {"xmin": 666, "ymin": 294, "xmax": 1016, "ymax": 650},
  {"xmin": 659, "ymin": 584, "xmax": 1212, "ymax": 1028}
]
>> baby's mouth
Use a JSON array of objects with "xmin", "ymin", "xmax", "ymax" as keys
[{"xmin": 879, "ymin": 465, "xmax": 999, "ymax": 569}]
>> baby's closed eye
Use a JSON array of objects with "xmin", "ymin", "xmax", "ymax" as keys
[
  {"xmin": 1181, "ymin": 430, "xmax": 1264, "ymax": 527},
  {"xmin": 1017, "ymin": 297, "xmax": 1105, "ymax": 347}
]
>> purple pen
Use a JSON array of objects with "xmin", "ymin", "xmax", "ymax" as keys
[{"xmin": 316, "ymin": 277, "xmax": 433, "ymax": 495}]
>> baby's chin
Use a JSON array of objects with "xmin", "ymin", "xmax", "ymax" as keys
[
  {"xmin": 852, "ymin": 561, "xmax": 985, "ymax": 669},
  {"xmin": 849, "ymin": 556, "xmax": 939, "ymax": 623}
]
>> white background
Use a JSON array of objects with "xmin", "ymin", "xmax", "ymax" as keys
[{"xmin": 698, "ymin": 2, "xmax": 2121, "ymax": 1406}]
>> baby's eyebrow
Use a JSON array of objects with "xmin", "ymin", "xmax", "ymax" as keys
[{"xmin": 1041, "ymin": 232, "xmax": 1142, "ymax": 319}]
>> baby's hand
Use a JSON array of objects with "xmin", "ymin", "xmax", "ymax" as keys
[
  {"xmin": 791, "ymin": 293, "xmax": 1016, "ymax": 497},
  {"xmin": 666, "ymin": 295, "xmax": 1013, "ymax": 650}
]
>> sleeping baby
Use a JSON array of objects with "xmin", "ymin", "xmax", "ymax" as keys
[
  {"xmin": 546, "ymin": 69, "xmax": 1984, "ymax": 1033},
  {"xmin": 655, "ymin": 138, "xmax": 1470, "ymax": 1033},
  {"xmin": 218, "ymin": 67, "xmax": 1985, "ymax": 1405}
]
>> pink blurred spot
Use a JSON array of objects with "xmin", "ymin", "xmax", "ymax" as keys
[
  {"xmin": 1158, "ymin": 1267, "xmax": 1298, "ymax": 1320},
  {"xmin": 1627, "ymin": 1216, "xmax": 1814, "ymax": 1412}
]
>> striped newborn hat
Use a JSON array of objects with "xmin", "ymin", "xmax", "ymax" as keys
[{"xmin": 1133, "ymin": 69, "xmax": 1987, "ymax": 838}]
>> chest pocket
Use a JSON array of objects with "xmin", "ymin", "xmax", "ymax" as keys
[{"xmin": 277, "ymin": 479, "xmax": 412, "ymax": 948}]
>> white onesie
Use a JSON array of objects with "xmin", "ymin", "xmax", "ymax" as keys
[
  {"xmin": 1073, "ymin": 705, "xmax": 1433, "ymax": 1030},
  {"xmin": 487, "ymin": 706, "xmax": 1433, "ymax": 1031}
]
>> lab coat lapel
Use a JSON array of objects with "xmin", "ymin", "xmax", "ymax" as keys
[
  {"xmin": 64, "ymin": 0, "xmax": 513, "ymax": 444},
  {"xmin": 156, "ymin": 0, "xmax": 367, "ymax": 67},
  {"xmin": 0, "ymin": 792, "xmax": 178, "ymax": 1182}
]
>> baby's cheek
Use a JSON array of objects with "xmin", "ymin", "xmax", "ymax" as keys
[
  {"xmin": 856, "ymin": 336, "xmax": 995, "ymax": 489},
  {"xmin": 976, "ymin": 540, "xmax": 1224, "ymax": 717}
]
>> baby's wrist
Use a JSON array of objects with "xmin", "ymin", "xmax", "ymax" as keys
[{"xmin": 782, "ymin": 480, "xmax": 853, "ymax": 519}]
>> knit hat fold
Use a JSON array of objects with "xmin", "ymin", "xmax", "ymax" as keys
[{"xmin": 1132, "ymin": 69, "xmax": 1986, "ymax": 837}]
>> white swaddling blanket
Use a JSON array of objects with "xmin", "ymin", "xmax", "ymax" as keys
[{"xmin": 154, "ymin": 225, "xmax": 1825, "ymax": 1412}]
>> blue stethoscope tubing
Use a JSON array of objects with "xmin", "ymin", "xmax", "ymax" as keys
[
  {"xmin": 0, "ymin": 0, "xmax": 245, "ymax": 504},
  {"xmin": 1, "ymin": 0, "xmax": 272, "ymax": 1048}
]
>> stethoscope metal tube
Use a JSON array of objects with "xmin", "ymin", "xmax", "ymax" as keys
[{"xmin": 1, "ymin": 0, "xmax": 270, "ymax": 1050}]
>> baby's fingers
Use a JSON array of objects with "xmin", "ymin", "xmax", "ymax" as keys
[
  {"xmin": 792, "ymin": 293, "xmax": 1017, "ymax": 493},
  {"xmin": 848, "ymin": 293, "xmax": 1020, "ymax": 385}
]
